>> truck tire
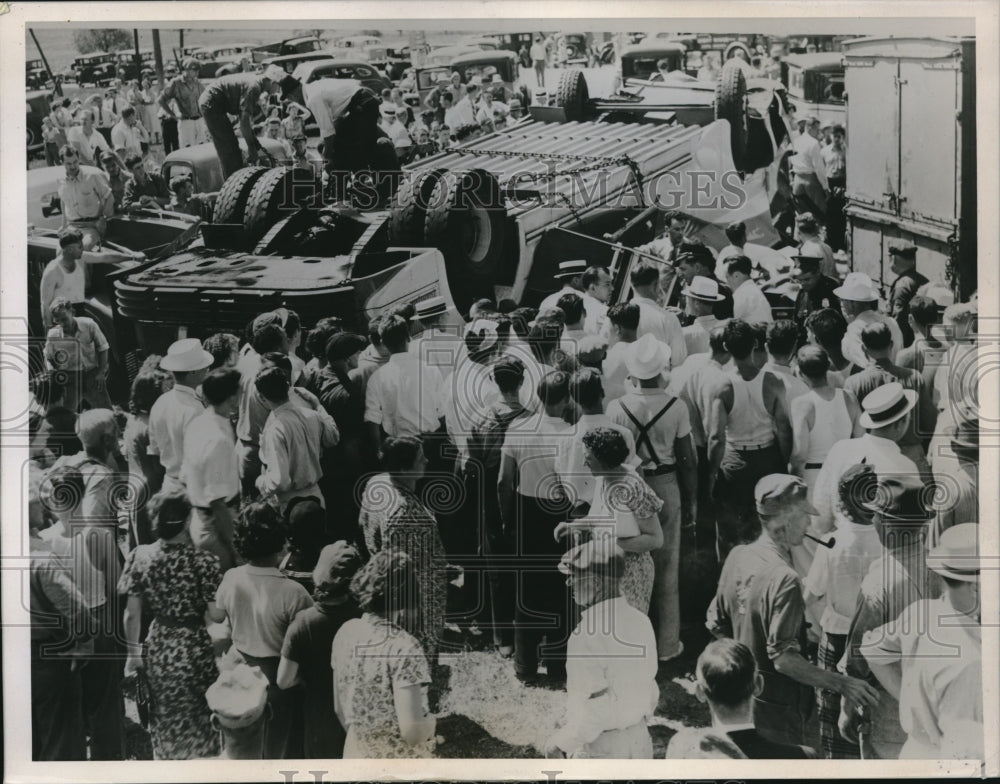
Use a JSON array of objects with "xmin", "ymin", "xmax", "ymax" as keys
[
  {"xmin": 212, "ymin": 166, "xmax": 269, "ymax": 224},
  {"xmin": 556, "ymin": 69, "xmax": 589, "ymax": 122},
  {"xmin": 387, "ymin": 167, "xmax": 447, "ymax": 245},
  {"xmin": 715, "ymin": 60, "xmax": 749, "ymax": 171},
  {"xmin": 243, "ymin": 166, "xmax": 322, "ymax": 244},
  {"xmin": 423, "ymin": 169, "xmax": 505, "ymax": 310}
]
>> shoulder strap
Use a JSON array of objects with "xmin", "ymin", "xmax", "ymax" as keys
[{"xmin": 620, "ymin": 398, "xmax": 677, "ymax": 464}]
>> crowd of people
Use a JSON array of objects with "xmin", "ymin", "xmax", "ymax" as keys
[{"xmin": 27, "ymin": 44, "xmax": 983, "ymax": 764}]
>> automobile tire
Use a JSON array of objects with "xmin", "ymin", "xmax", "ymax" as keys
[
  {"xmin": 213, "ymin": 166, "xmax": 269, "ymax": 224},
  {"xmin": 243, "ymin": 166, "xmax": 322, "ymax": 245},
  {"xmin": 387, "ymin": 167, "xmax": 447, "ymax": 245},
  {"xmin": 423, "ymin": 169, "xmax": 506, "ymax": 308},
  {"xmin": 27, "ymin": 123, "xmax": 40, "ymax": 148},
  {"xmin": 715, "ymin": 60, "xmax": 749, "ymax": 171},
  {"xmin": 556, "ymin": 69, "xmax": 589, "ymax": 122}
]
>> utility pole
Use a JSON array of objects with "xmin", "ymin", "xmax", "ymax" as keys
[
  {"xmin": 152, "ymin": 29, "xmax": 165, "ymax": 87},
  {"xmin": 29, "ymin": 28, "xmax": 62, "ymax": 97},
  {"xmin": 133, "ymin": 28, "xmax": 142, "ymax": 82}
]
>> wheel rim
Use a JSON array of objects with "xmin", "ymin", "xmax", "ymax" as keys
[{"xmin": 462, "ymin": 205, "xmax": 492, "ymax": 266}]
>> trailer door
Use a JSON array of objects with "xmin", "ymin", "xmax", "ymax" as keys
[
  {"xmin": 897, "ymin": 54, "xmax": 961, "ymax": 227},
  {"xmin": 844, "ymin": 56, "xmax": 899, "ymax": 214}
]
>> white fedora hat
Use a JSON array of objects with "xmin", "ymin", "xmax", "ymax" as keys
[
  {"xmin": 686, "ymin": 275, "xmax": 725, "ymax": 302},
  {"xmin": 833, "ymin": 271, "xmax": 879, "ymax": 302},
  {"xmin": 858, "ymin": 382, "xmax": 917, "ymax": 429},
  {"xmin": 926, "ymin": 522, "xmax": 982, "ymax": 582},
  {"xmin": 411, "ymin": 295, "xmax": 448, "ymax": 321},
  {"xmin": 625, "ymin": 333, "xmax": 671, "ymax": 380},
  {"xmin": 160, "ymin": 338, "xmax": 214, "ymax": 372}
]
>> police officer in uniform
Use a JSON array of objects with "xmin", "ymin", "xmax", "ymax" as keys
[
  {"xmin": 886, "ymin": 243, "xmax": 928, "ymax": 348},
  {"xmin": 792, "ymin": 243, "xmax": 840, "ymax": 329}
]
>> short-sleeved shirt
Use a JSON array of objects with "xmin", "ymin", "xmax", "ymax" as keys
[
  {"xmin": 500, "ymin": 412, "xmax": 572, "ymax": 500},
  {"xmin": 303, "ymin": 79, "xmax": 363, "ymax": 138},
  {"xmin": 282, "ymin": 601, "xmax": 360, "ymax": 692},
  {"xmin": 66, "ymin": 126, "xmax": 111, "ymax": 166},
  {"xmin": 199, "ymin": 73, "xmax": 269, "ymax": 116},
  {"xmin": 216, "ymin": 564, "xmax": 314, "ymax": 658},
  {"xmin": 40, "ymin": 257, "xmax": 87, "ymax": 314},
  {"xmin": 364, "ymin": 352, "xmax": 445, "ymax": 436},
  {"xmin": 732, "ymin": 279, "xmax": 774, "ymax": 324},
  {"xmin": 606, "ymin": 388, "xmax": 691, "ymax": 470},
  {"xmin": 182, "ymin": 410, "xmax": 239, "ymax": 507},
  {"xmin": 331, "ymin": 613, "xmax": 432, "ymax": 758},
  {"xmin": 147, "ymin": 383, "xmax": 205, "ymax": 481},
  {"xmin": 44, "ymin": 316, "xmax": 108, "ymax": 372},
  {"xmin": 706, "ymin": 534, "xmax": 808, "ymax": 700},
  {"xmin": 58, "ymin": 167, "xmax": 112, "ymax": 222},
  {"xmin": 110, "ymin": 119, "xmax": 147, "ymax": 159},
  {"xmin": 161, "ymin": 75, "xmax": 205, "ymax": 118}
]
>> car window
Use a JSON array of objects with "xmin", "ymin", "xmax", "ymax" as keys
[
  {"xmin": 354, "ymin": 65, "xmax": 377, "ymax": 78},
  {"xmin": 161, "ymin": 161, "xmax": 194, "ymax": 189}
]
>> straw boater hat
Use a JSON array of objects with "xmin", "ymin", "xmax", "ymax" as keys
[
  {"xmin": 626, "ymin": 333, "xmax": 672, "ymax": 380},
  {"xmin": 926, "ymin": 523, "xmax": 982, "ymax": 582},
  {"xmin": 159, "ymin": 338, "xmax": 213, "ymax": 372},
  {"xmin": 686, "ymin": 275, "xmax": 726, "ymax": 302},
  {"xmin": 553, "ymin": 259, "xmax": 587, "ymax": 279},
  {"xmin": 833, "ymin": 271, "xmax": 879, "ymax": 302},
  {"xmin": 411, "ymin": 296, "xmax": 448, "ymax": 321},
  {"xmin": 858, "ymin": 382, "xmax": 918, "ymax": 429}
]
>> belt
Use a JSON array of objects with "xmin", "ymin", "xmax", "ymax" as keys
[
  {"xmin": 153, "ymin": 615, "xmax": 202, "ymax": 629},
  {"xmin": 194, "ymin": 495, "xmax": 239, "ymax": 513},
  {"xmin": 642, "ymin": 464, "xmax": 676, "ymax": 477},
  {"xmin": 730, "ymin": 442, "xmax": 775, "ymax": 452},
  {"xmin": 804, "ymin": 462, "xmax": 823, "ymax": 470},
  {"xmin": 180, "ymin": 115, "xmax": 202, "ymax": 120}
]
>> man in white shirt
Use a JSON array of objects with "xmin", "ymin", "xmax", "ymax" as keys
[
  {"xmin": 763, "ymin": 320, "xmax": 809, "ymax": 402},
  {"xmin": 365, "ymin": 314, "xmax": 447, "ymax": 455},
  {"xmin": 861, "ymin": 523, "xmax": 983, "ymax": 761},
  {"xmin": 148, "ymin": 338, "xmax": 212, "ymax": 491},
  {"xmin": 725, "ymin": 255, "xmax": 774, "ymax": 324},
  {"xmin": 442, "ymin": 89, "xmax": 475, "ymax": 130},
  {"xmin": 556, "ymin": 292, "xmax": 588, "ymax": 356},
  {"xmin": 110, "ymin": 105, "xmax": 148, "ymax": 162},
  {"xmin": 67, "ymin": 109, "xmax": 113, "ymax": 166},
  {"xmin": 715, "ymin": 220, "xmax": 792, "ymax": 282},
  {"xmin": 602, "ymin": 303, "xmax": 643, "ymax": 402},
  {"xmin": 626, "ymin": 262, "xmax": 687, "ymax": 366},
  {"xmin": 255, "ymin": 365, "xmax": 339, "ymax": 511},
  {"xmin": 681, "ymin": 276, "xmax": 726, "ymax": 357},
  {"xmin": 183, "ymin": 367, "xmax": 242, "ymax": 570},
  {"xmin": 499, "ymin": 370, "xmax": 574, "ymax": 682},
  {"xmin": 540, "ymin": 260, "xmax": 606, "ymax": 333},
  {"xmin": 835, "ymin": 272, "xmax": 904, "ymax": 368},
  {"xmin": 380, "ymin": 105, "xmax": 413, "ymax": 157},
  {"xmin": 408, "ymin": 296, "xmax": 462, "ymax": 379},
  {"xmin": 545, "ymin": 539, "xmax": 658, "ymax": 759},
  {"xmin": 790, "ymin": 115, "xmax": 829, "ymax": 218},
  {"xmin": 581, "ymin": 266, "xmax": 612, "ymax": 335},
  {"xmin": 475, "ymin": 89, "xmax": 509, "ymax": 130},
  {"xmin": 812, "ymin": 382, "xmax": 923, "ymax": 535}
]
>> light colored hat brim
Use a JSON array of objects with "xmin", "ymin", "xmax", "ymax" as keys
[
  {"xmin": 926, "ymin": 559, "xmax": 982, "ymax": 582},
  {"xmin": 832, "ymin": 286, "xmax": 878, "ymax": 301},
  {"xmin": 160, "ymin": 349, "xmax": 214, "ymax": 372},
  {"xmin": 686, "ymin": 290, "xmax": 726, "ymax": 302},
  {"xmin": 857, "ymin": 389, "xmax": 918, "ymax": 429}
]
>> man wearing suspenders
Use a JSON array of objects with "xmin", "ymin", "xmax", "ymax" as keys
[{"xmin": 607, "ymin": 334, "xmax": 698, "ymax": 661}]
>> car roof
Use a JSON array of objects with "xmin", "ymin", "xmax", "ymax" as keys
[
  {"xmin": 425, "ymin": 44, "xmax": 483, "ymax": 59},
  {"xmin": 621, "ymin": 41, "xmax": 687, "ymax": 56},
  {"xmin": 450, "ymin": 50, "xmax": 516, "ymax": 66},
  {"xmin": 264, "ymin": 51, "xmax": 331, "ymax": 65},
  {"xmin": 783, "ymin": 52, "xmax": 845, "ymax": 70},
  {"xmin": 292, "ymin": 58, "xmax": 374, "ymax": 78}
]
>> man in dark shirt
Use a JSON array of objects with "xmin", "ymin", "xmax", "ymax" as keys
[
  {"xmin": 887, "ymin": 243, "xmax": 928, "ymax": 347},
  {"xmin": 667, "ymin": 639, "xmax": 817, "ymax": 758},
  {"xmin": 707, "ymin": 474, "xmax": 879, "ymax": 747},
  {"xmin": 199, "ymin": 65, "xmax": 302, "ymax": 179},
  {"xmin": 792, "ymin": 250, "xmax": 840, "ymax": 328},
  {"xmin": 674, "ymin": 242, "xmax": 734, "ymax": 322},
  {"xmin": 121, "ymin": 153, "xmax": 169, "ymax": 212},
  {"xmin": 99, "ymin": 152, "xmax": 131, "ymax": 213}
]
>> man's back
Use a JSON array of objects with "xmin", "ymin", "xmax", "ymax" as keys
[{"xmin": 726, "ymin": 727, "xmax": 816, "ymax": 759}]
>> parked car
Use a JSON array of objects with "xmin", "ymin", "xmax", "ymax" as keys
[
  {"xmin": 335, "ymin": 35, "xmax": 383, "ymax": 51},
  {"xmin": 115, "ymin": 49, "xmax": 155, "ymax": 81},
  {"xmin": 26, "ymin": 89, "xmax": 51, "ymax": 154},
  {"xmin": 456, "ymin": 36, "xmax": 499, "ymax": 51},
  {"xmin": 185, "ymin": 42, "xmax": 257, "ymax": 79},
  {"xmin": 617, "ymin": 41, "xmax": 688, "ymax": 85},
  {"xmin": 291, "ymin": 58, "xmax": 391, "ymax": 94},
  {"xmin": 557, "ymin": 32, "xmax": 594, "ymax": 66},
  {"xmin": 26, "ymin": 58, "xmax": 50, "ymax": 89},
  {"xmin": 262, "ymin": 50, "xmax": 334, "ymax": 75},
  {"xmin": 782, "ymin": 51, "xmax": 846, "ymax": 128},
  {"xmin": 72, "ymin": 52, "xmax": 118, "ymax": 86},
  {"xmin": 251, "ymin": 36, "xmax": 321, "ymax": 64},
  {"xmin": 421, "ymin": 45, "xmax": 483, "ymax": 68},
  {"xmin": 415, "ymin": 50, "xmax": 528, "ymax": 107}
]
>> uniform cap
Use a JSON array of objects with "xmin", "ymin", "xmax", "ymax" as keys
[
  {"xmin": 888, "ymin": 242, "xmax": 917, "ymax": 260},
  {"xmin": 755, "ymin": 474, "xmax": 818, "ymax": 516}
]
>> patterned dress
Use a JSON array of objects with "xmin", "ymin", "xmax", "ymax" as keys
[
  {"xmin": 331, "ymin": 613, "xmax": 433, "ymax": 758},
  {"xmin": 118, "ymin": 539, "xmax": 222, "ymax": 760},
  {"xmin": 589, "ymin": 468, "xmax": 663, "ymax": 613},
  {"xmin": 359, "ymin": 474, "xmax": 447, "ymax": 657}
]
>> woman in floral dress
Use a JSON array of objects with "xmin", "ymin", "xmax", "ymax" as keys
[
  {"xmin": 358, "ymin": 436, "xmax": 447, "ymax": 659},
  {"xmin": 332, "ymin": 550, "xmax": 436, "ymax": 758},
  {"xmin": 119, "ymin": 489, "xmax": 223, "ymax": 760},
  {"xmin": 556, "ymin": 427, "xmax": 664, "ymax": 612}
]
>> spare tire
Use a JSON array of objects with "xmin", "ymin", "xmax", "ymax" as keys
[
  {"xmin": 213, "ymin": 166, "xmax": 269, "ymax": 224},
  {"xmin": 423, "ymin": 169, "xmax": 506, "ymax": 309},
  {"xmin": 556, "ymin": 69, "xmax": 589, "ymax": 122},
  {"xmin": 386, "ymin": 167, "xmax": 447, "ymax": 245},
  {"xmin": 243, "ymin": 167, "xmax": 322, "ymax": 244},
  {"xmin": 715, "ymin": 60, "xmax": 749, "ymax": 171}
]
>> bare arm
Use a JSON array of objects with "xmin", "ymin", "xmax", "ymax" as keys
[
  {"xmin": 706, "ymin": 381, "xmax": 732, "ymax": 496},
  {"xmin": 276, "ymin": 656, "xmax": 302, "ymax": 689},
  {"xmin": 773, "ymin": 650, "xmax": 880, "ymax": 707},
  {"xmin": 394, "ymin": 682, "xmax": 436, "ymax": 747},
  {"xmin": 617, "ymin": 507, "xmax": 663, "ymax": 552},
  {"xmin": 789, "ymin": 397, "xmax": 813, "ymax": 476},
  {"xmin": 764, "ymin": 372, "xmax": 792, "ymax": 467},
  {"xmin": 674, "ymin": 433, "xmax": 698, "ymax": 523}
]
